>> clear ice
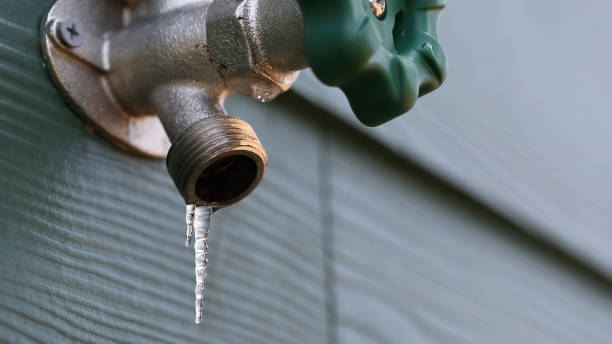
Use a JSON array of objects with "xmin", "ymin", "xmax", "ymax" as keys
[
  {"xmin": 185, "ymin": 204, "xmax": 195, "ymax": 247},
  {"xmin": 185, "ymin": 205, "xmax": 213, "ymax": 324}
]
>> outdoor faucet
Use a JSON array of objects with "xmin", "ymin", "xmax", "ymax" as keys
[
  {"xmin": 42, "ymin": 0, "xmax": 447, "ymax": 208},
  {"xmin": 41, "ymin": 0, "xmax": 448, "ymax": 324},
  {"xmin": 104, "ymin": 0, "xmax": 308, "ymax": 207}
]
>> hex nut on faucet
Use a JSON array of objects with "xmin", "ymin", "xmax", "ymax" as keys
[{"xmin": 206, "ymin": 0, "xmax": 308, "ymax": 101}]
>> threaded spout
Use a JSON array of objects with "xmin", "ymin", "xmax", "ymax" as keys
[{"xmin": 166, "ymin": 116, "xmax": 267, "ymax": 208}]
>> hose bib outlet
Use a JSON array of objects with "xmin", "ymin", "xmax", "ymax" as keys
[{"xmin": 167, "ymin": 117, "xmax": 267, "ymax": 207}]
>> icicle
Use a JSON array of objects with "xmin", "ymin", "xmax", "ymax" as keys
[
  {"xmin": 192, "ymin": 206, "xmax": 212, "ymax": 324},
  {"xmin": 185, "ymin": 204, "xmax": 196, "ymax": 247}
]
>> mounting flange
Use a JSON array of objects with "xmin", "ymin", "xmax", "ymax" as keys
[{"xmin": 41, "ymin": 0, "xmax": 171, "ymax": 158}]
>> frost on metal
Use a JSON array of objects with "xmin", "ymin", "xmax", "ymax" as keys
[{"xmin": 186, "ymin": 205, "xmax": 213, "ymax": 324}]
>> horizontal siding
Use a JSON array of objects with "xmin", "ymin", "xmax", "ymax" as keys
[
  {"xmin": 325, "ymin": 124, "xmax": 612, "ymax": 344},
  {"xmin": 1, "ymin": 1, "xmax": 612, "ymax": 344},
  {"xmin": 293, "ymin": 0, "xmax": 612, "ymax": 281},
  {"xmin": 0, "ymin": 1, "xmax": 326, "ymax": 342}
]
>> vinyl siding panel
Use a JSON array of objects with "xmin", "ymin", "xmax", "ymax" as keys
[
  {"xmin": 293, "ymin": 0, "xmax": 612, "ymax": 281},
  {"xmin": 326, "ymin": 127, "xmax": 612, "ymax": 343},
  {"xmin": 1, "ymin": 1, "xmax": 612, "ymax": 343}
]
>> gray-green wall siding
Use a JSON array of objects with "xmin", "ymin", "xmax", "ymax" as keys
[{"xmin": 1, "ymin": 1, "xmax": 612, "ymax": 343}]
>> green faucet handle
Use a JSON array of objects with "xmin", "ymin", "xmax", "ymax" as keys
[{"xmin": 297, "ymin": 0, "xmax": 447, "ymax": 126}]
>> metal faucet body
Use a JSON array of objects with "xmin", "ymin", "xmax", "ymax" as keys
[
  {"xmin": 42, "ymin": 0, "xmax": 307, "ymax": 207},
  {"xmin": 108, "ymin": 0, "xmax": 307, "ymax": 124},
  {"xmin": 112, "ymin": 0, "xmax": 307, "ymax": 207}
]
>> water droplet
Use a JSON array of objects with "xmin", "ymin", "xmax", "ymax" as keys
[{"xmin": 419, "ymin": 42, "xmax": 435, "ymax": 58}]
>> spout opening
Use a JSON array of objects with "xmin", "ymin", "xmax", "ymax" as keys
[{"xmin": 195, "ymin": 154, "xmax": 259, "ymax": 205}]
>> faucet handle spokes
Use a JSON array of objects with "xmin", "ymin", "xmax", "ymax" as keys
[{"xmin": 297, "ymin": 0, "xmax": 448, "ymax": 126}]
